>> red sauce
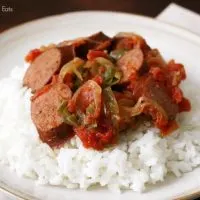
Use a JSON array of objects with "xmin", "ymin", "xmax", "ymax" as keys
[
  {"xmin": 172, "ymin": 87, "xmax": 183, "ymax": 104},
  {"xmin": 143, "ymin": 104, "xmax": 168, "ymax": 128},
  {"xmin": 87, "ymin": 50, "xmax": 108, "ymax": 60},
  {"xmin": 178, "ymin": 98, "xmax": 191, "ymax": 112},
  {"xmin": 160, "ymin": 120, "xmax": 179, "ymax": 136},
  {"xmin": 92, "ymin": 75, "xmax": 103, "ymax": 85},
  {"xmin": 167, "ymin": 60, "xmax": 186, "ymax": 81},
  {"xmin": 150, "ymin": 67, "xmax": 165, "ymax": 81},
  {"xmin": 128, "ymin": 59, "xmax": 191, "ymax": 135},
  {"xmin": 74, "ymin": 122, "xmax": 116, "ymax": 150},
  {"xmin": 31, "ymin": 84, "xmax": 52, "ymax": 101}
]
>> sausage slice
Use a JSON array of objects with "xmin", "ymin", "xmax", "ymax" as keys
[
  {"xmin": 112, "ymin": 32, "xmax": 151, "ymax": 54},
  {"xmin": 23, "ymin": 46, "xmax": 75, "ymax": 92},
  {"xmin": 58, "ymin": 32, "xmax": 112, "ymax": 58},
  {"xmin": 117, "ymin": 48, "xmax": 144, "ymax": 82},
  {"xmin": 31, "ymin": 83, "xmax": 73, "ymax": 147},
  {"xmin": 133, "ymin": 76, "xmax": 179, "ymax": 120}
]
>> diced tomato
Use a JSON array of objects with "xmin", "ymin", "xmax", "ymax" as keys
[
  {"xmin": 92, "ymin": 75, "xmax": 103, "ymax": 85},
  {"xmin": 25, "ymin": 48, "xmax": 41, "ymax": 63},
  {"xmin": 167, "ymin": 60, "xmax": 186, "ymax": 81},
  {"xmin": 87, "ymin": 50, "xmax": 108, "ymax": 60},
  {"xmin": 172, "ymin": 87, "xmax": 183, "ymax": 103},
  {"xmin": 31, "ymin": 84, "xmax": 52, "ymax": 101},
  {"xmin": 168, "ymin": 60, "xmax": 186, "ymax": 78},
  {"xmin": 161, "ymin": 120, "xmax": 179, "ymax": 136},
  {"xmin": 178, "ymin": 97, "xmax": 191, "ymax": 112},
  {"xmin": 150, "ymin": 67, "xmax": 165, "ymax": 81}
]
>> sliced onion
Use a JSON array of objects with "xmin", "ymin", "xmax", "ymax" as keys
[
  {"xmin": 119, "ymin": 97, "xmax": 168, "ymax": 127},
  {"xmin": 114, "ymin": 32, "xmax": 146, "ymax": 49},
  {"xmin": 59, "ymin": 57, "xmax": 85, "ymax": 82},
  {"xmin": 103, "ymin": 87, "xmax": 120, "ymax": 131},
  {"xmin": 58, "ymin": 101, "xmax": 78, "ymax": 127},
  {"xmin": 95, "ymin": 57, "xmax": 121, "ymax": 87}
]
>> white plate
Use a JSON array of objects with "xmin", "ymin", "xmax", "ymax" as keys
[{"xmin": 0, "ymin": 11, "xmax": 200, "ymax": 200}]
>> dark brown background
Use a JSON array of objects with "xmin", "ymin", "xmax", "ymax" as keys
[
  {"xmin": 0, "ymin": 1, "xmax": 200, "ymax": 200},
  {"xmin": 0, "ymin": 0, "xmax": 200, "ymax": 33}
]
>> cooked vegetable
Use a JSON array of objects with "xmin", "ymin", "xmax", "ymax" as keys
[
  {"xmin": 58, "ymin": 101, "xmax": 78, "ymax": 127},
  {"xmin": 103, "ymin": 87, "xmax": 120, "ymax": 131},
  {"xmin": 87, "ymin": 50, "xmax": 108, "ymax": 60},
  {"xmin": 95, "ymin": 57, "xmax": 122, "ymax": 87},
  {"xmin": 130, "ymin": 97, "xmax": 168, "ymax": 127},
  {"xmin": 59, "ymin": 57, "xmax": 85, "ymax": 82},
  {"xmin": 110, "ymin": 49, "xmax": 126, "ymax": 60}
]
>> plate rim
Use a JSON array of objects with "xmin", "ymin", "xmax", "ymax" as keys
[{"xmin": 0, "ymin": 10, "xmax": 200, "ymax": 200}]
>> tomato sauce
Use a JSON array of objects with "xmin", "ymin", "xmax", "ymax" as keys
[
  {"xmin": 87, "ymin": 50, "xmax": 108, "ymax": 60},
  {"xmin": 74, "ymin": 121, "xmax": 116, "ymax": 150}
]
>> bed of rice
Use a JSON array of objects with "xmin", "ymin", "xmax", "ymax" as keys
[{"xmin": 0, "ymin": 65, "xmax": 200, "ymax": 193}]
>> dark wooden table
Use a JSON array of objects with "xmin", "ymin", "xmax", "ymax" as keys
[
  {"xmin": 0, "ymin": 1, "xmax": 200, "ymax": 200},
  {"xmin": 0, "ymin": 0, "xmax": 200, "ymax": 33}
]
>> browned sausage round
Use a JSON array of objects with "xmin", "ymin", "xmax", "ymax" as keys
[
  {"xmin": 23, "ymin": 46, "xmax": 75, "ymax": 92},
  {"xmin": 58, "ymin": 32, "xmax": 112, "ymax": 58},
  {"xmin": 117, "ymin": 48, "xmax": 144, "ymax": 83},
  {"xmin": 86, "ymin": 31, "xmax": 112, "ymax": 51},
  {"xmin": 133, "ymin": 76, "xmax": 179, "ymax": 120},
  {"xmin": 112, "ymin": 32, "xmax": 151, "ymax": 56},
  {"xmin": 31, "ymin": 83, "xmax": 72, "ymax": 147}
]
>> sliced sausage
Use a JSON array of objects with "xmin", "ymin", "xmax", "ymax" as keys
[
  {"xmin": 117, "ymin": 48, "xmax": 144, "ymax": 82},
  {"xmin": 23, "ymin": 46, "xmax": 75, "ymax": 92},
  {"xmin": 31, "ymin": 83, "xmax": 73, "ymax": 147},
  {"xmin": 58, "ymin": 32, "xmax": 112, "ymax": 58},
  {"xmin": 88, "ymin": 31, "xmax": 112, "ymax": 50},
  {"xmin": 132, "ymin": 75, "xmax": 179, "ymax": 120},
  {"xmin": 112, "ymin": 32, "xmax": 151, "ymax": 54},
  {"xmin": 76, "ymin": 32, "xmax": 112, "ymax": 58},
  {"xmin": 88, "ymin": 31, "xmax": 111, "ymax": 42}
]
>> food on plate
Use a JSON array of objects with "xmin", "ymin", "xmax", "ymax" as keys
[
  {"xmin": 23, "ymin": 32, "xmax": 191, "ymax": 150},
  {"xmin": 1, "ymin": 31, "xmax": 198, "ymax": 193}
]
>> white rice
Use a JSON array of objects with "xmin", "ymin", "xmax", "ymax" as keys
[{"xmin": 0, "ymin": 65, "xmax": 200, "ymax": 193}]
